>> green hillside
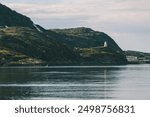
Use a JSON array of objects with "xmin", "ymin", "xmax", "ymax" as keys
[
  {"xmin": 51, "ymin": 27, "xmax": 122, "ymax": 51},
  {"xmin": 0, "ymin": 27, "xmax": 77, "ymax": 66},
  {"xmin": 49, "ymin": 27, "xmax": 127, "ymax": 65},
  {"xmin": 0, "ymin": 3, "xmax": 127, "ymax": 66}
]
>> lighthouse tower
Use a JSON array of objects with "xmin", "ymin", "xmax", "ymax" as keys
[{"xmin": 104, "ymin": 41, "xmax": 107, "ymax": 47}]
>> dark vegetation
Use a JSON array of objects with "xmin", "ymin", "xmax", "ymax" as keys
[{"xmin": 0, "ymin": 3, "xmax": 127, "ymax": 66}]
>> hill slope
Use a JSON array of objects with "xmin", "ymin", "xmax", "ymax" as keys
[
  {"xmin": 48, "ymin": 27, "xmax": 127, "ymax": 65},
  {"xmin": 0, "ymin": 3, "xmax": 127, "ymax": 66},
  {"xmin": 0, "ymin": 3, "xmax": 35, "ymax": 29},
  {"xmin": 51, "ymin": 27, "xmax": 122, "ymax": 52},
  {"xmin": 0, "ymin": 27, "xmax": 77, "ymax": 66}
]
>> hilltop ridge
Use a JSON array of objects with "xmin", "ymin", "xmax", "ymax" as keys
[{"xmin": 0, "ymin": 3, "xmax": 35, "ymax": 29}]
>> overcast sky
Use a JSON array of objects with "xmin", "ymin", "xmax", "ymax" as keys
[{"xmin": 1, "ymin": 0, "xmax": 150, "ymax": 52}]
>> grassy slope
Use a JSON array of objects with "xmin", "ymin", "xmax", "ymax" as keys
[
  {"xmin": 0, "ymin": 27, "xmax": 78, "ymax": 66},
  {"xmin": 51, "ymin": 27, "xmax": 122, "ymax": 52},
  {"xmin": 49, "ymin": 27, "xmax": 127, "ymax": 65},
  {"xmin": 0, "ymin": 3, "xmax": 127, "ymax": 66}
]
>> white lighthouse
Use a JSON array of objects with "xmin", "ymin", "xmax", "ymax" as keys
[{"xmin": 104, "ymin": 41, "xmax": 107, "ymax": 47}]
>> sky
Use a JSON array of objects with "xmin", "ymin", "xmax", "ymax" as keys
[{"xmin": 1, "ymin": 0, "xmax": 150, "ymax": 52}]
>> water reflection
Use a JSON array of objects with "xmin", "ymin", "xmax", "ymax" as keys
[{"xmin": 0, "ymin": 65, "xmax": 150, "ymax": 99}]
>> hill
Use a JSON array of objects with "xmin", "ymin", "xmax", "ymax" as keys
[
  {"xmin": 51, "ymin": 27, "xmax": 122, "ymax": 51},
  {"xmin": 49, "ymin": 27, "xmax": 127, "ymax": 65},
  {"xmin": 0, "ymin": 27, "xmax": 77, "ymax": 66},
  {"xmin": 125, "ymin": 50, "xmax": 150, "ymax": 64},
  {"xmin": 0, "ymin": 3, "xmax": 127, "ymax": 66}
]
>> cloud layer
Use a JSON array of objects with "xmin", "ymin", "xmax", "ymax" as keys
[{"xmin": 2, "ymin": 0, "xmax": 150, "ymax": 52}]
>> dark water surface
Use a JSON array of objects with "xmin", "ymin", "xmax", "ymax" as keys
[{"xmin": 0, "ymin": 64, "xmax": 150, "ymax": 100}]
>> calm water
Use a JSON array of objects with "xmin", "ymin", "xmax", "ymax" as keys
[{"xmin": 0, "ymin": 64, "xmax": 150, "ymax": 100}]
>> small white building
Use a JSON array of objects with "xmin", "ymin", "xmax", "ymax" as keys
[
  {"xmin": 126, "ymin": 56, "xmax": 138, "ymax": 62},
  {"xmin": 104, "ymin": 41, "xmax": 107, "ymax": 47}
]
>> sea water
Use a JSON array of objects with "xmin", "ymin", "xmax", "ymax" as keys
[{"xmin": 0, "ymin": 64, "xmax": 150, "ymax": 100}]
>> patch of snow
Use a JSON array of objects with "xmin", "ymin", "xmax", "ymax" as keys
[{"xmin": 33, "ymin": 24, "xmax": 43, "ymax": 33}]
